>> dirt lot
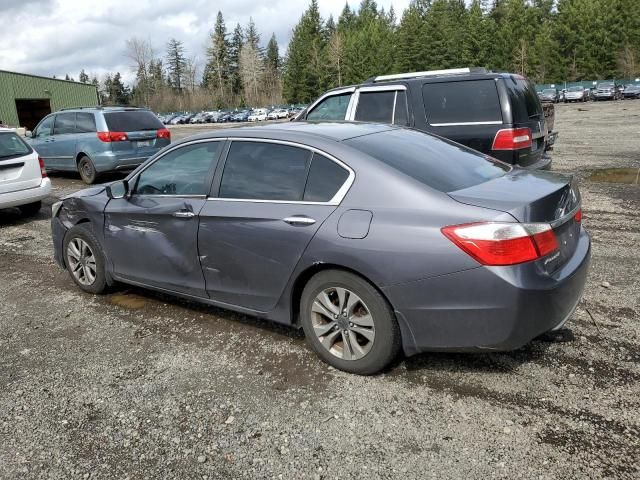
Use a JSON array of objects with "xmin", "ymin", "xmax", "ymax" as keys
[{"xmin": 1, "ymin": 102, "xmax": 639, "ymax": 479}]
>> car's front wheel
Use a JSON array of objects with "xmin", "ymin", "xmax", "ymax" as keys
[
  {"xmin": 300, "ymin": 270, "xmax": 401, "ymax": 375},
  {"xmin": 63, "ymin": 224, "xmax": 107, "ymax": 294},
  {"xmin": 78, "ymin": 155, "xmax": 99, "ymax": 184}
]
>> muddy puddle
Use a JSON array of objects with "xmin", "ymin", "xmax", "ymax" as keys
[{"xmin": 588, "ymin": 167, "xmax": 640, "ymax": 184}]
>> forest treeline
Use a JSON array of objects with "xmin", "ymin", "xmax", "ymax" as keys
[{"xmin": 66, "ymin": 0, "xmax": 640, "ymax": 111}]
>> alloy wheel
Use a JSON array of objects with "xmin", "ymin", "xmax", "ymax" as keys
[
  {"xmin": 311, "ymin": 287, "xmax": 375, "ymax": 361},
  {"xmin": 66, "ymin": 238, "xmax": 97, "ymax": 286}
]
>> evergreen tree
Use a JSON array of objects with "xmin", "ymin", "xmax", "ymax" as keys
[
  {"xmin": 229, "ymin": 23, "xmax": 244, "ymax": 95},
  {"xmin": 166, "ymin": 38, "xmax": 187, "ymax": 90},
  {"xmin": 203, "ymin": 11, "xmax": 230, "ymax": 100},
  {"xmin": 265, "ymin": 33, "xmax": 280, "ymax": 72},
  {"xmin": 79, "ymin": 69, "xmax": 89, "ymax": 83}
]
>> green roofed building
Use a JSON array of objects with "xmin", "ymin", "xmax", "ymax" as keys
[{"xmin": 0, "ymin": 70, "xmax": 99, "ymax": 130}]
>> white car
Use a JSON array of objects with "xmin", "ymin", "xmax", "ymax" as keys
[
  {"xmin": 248, "ymin": 109, "xmax": 268, "ymax": 122},
  {"xmin": 0, "ymin": 128, "xmax": 51, "ymax": 216}
]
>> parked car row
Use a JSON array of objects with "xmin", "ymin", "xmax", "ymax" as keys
[
  {"xmin": 158, "ymin": 106, "xmax": 305, "ymax": 125},
  {"xmin": 538, "ymin": 83, "xmax": 640, "ymax": 103}
]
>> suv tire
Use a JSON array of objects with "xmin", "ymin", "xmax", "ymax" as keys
[
  {"xmin": 78, "ymin": 155, "xmax": 99, "ymax": 184},
  {"xmin": 300, "ymin": 270, "xmax": 401, "ymax": 375}
]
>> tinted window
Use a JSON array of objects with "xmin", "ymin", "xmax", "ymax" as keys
[
  {"xmin": 345, "ymin": 129, "xmax": 509, "ymax": 193},
  {"xmin": 507, "ymin": 77, "xmax": 543, "ymax": 122},
  {"xmin": 53, "ymin": 113, "xmax": 76, "ymax": 135},
  {"xmin": 34, "ymin": 116, "xmax": 53, "ymax": 138},
  {"xmin": 355, "ymin": 91, "xmax": 395, "ymax": 123},
  {"xmin": 104, "ymin": 111, "xmax": 164, "ymax": 132},
  {"xmin": 219, "ymin": 142, "xmax": 311, "ymax": 201},
  {"xmin": 307, "ymin": 93, "xmax": 352, "ymax": 121},
  {"xmin": 0, "ymin": 132, "xmax": 31, "ymax": 160},
  {"xmin": 134, "ymin": 142, "xmax": 220, "ymax": 195},
  {"xmin": 423, "ymin": 80, "xmax": 502, "ymax": 124},
  {"xmin": 394, "ymin": 90, "xmax": 409, "ymax": 126},
  {"xmin": 76, "ymin": 113, "xmax": 96, "ymax": 133},
  {"xmin": 303, "ymin": 153, "xmax": 349, "ymax": 202}
]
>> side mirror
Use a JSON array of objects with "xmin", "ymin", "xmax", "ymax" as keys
[
  {"xmin": 25, "ymin": 131, "xmax": 32, "ymax": 138},
  {"xmin": 106, "ymin": 180, "xmax": 129, "ymax": 199}
]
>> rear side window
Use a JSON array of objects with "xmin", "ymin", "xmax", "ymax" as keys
[
  {"xmin": 507, "ymin": 77, "xmax": 543, "ymax": 122},
  {"xmin": 394, "ymin": 90, "xmax": 409, "ymax": 126},
  {"xmin": 0, "ymin": 132, "xmax": 31, "ymax": 160},
  {"xmin": 53, "ymin": 113, "xmax": 76, "ymax": 135},
  {"xmin": 423, "ymin": 80, "xmax": 502, "ymax": 125},
  {"xmin": 219, "ymin": 142, "xmax": 312, "ymax": 201},
  {"xmin": 355, "ymin": 91, "xmax": 395, "ymax": 123},
  {"xmin": 76, "ymin": 113, "xmax": 96, "ymax": 133},
  {"xmin": 307, "ymin": 93, "xmax": 352, "ymax": 121},
  {"xmin": 345, "ymin": 129, "xmax": 509, "ymax": 193},
  {"xmin": 303, "ymin": 153, "xmax": 349, "ymax": 202},
  {"xmin": 104, "ymin": 111, "xmax": 164, "ymax": 132}
]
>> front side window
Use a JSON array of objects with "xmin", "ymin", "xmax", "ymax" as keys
[
  {"xmin": 53, "ymin": 113, "xmax": 76, "ymax": 135},
  {"xmin": 134, "ymin": 142, "xmax": 221, "ymax": 196},
  {"xmin": 423, "ymin": 80, "xmax": 503, "ymax": 125},
  {"xmin": 306, "ymin": 93, "xmax": 352, "ymax": 121},
  {"xmin": 34, "ymin": 115, "xmax": 54, "ymax": 138},
  {"xmin": 219, "ymin": 142, "xmax": 312, "ymax": 201}
]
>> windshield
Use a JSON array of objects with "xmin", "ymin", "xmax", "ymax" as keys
[
  {"xmin": 542, "ymin": 89, "xmax": 556, "ymax": 94},
  {"xmin": 599, "ymin": 83, "xmax": 614, "ymax": 88},
  {"xmin": 346, "ymin": 128, "xmax": 510, "ymax": 193},
  {"xmin": 0, "ymin": 131, "xmax": 32, "ymax": 160},
  {"xmin": 568, "ymin": 86, "xmax": 583, "ymax": 92}
]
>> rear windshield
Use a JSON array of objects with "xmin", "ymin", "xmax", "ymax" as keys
[
  {"xmin": 423, "ymin": 79, "xmax": 502, "ymax": 125},
  {"xmin": 505, "ymin": 77, "xmax": 543, "ymax": 122},
  {"xmin": 345, "ymin": 128, "xmax": 509, "ymax": 193},
  {"xmin": 103, "ymin": 111, "xmax": 164, "ymax": 132},
  {"xmin": 0, "ymin": 131, "xmax": 32, "ymax": 160}
]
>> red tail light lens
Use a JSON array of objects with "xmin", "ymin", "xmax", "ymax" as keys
[
  {"xmin": 157, "ymin": 128, "xmax": 170, "ymax": 140},
  {"xmin": 574, "ymin": 208, "xmax": 582, "ymax": 222},
  {"xmin": 38, "ymin": 157, "xmax": 47, "ymax": 178},
  {"xmin": 442, "ymin": 222, "xmax": 559, "ymax": 266},
  {"xmin": 492, "ymin": 128, "xmax": 532, "ymax": 150},
  {"xmin": 97, "ymin": 131, "xmax": 129, "ymax": 142}
]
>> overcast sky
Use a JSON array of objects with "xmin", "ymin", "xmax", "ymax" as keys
[{"xmin": 0, "ymin": 0, "xmax": 411, "ymax": 85}]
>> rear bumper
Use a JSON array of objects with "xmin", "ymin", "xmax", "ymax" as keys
[
  {"xmin": 384, "ymin": 227, "xmax": 591, "ymax": 356},
  {"xmin": 0, "ymin": 178, "xmax": 51, "ymax": 209},
  {"xmin": 92, "ymin": 151, "xmax": 157, "ymax": 173}
]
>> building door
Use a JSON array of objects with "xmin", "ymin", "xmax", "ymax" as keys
[{"xmin": 15, "ymin": 99, "xmax": 52, "ymax": 130}]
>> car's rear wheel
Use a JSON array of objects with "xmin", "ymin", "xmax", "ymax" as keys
[
  {"xmin": 18, "ymin": 201, "xmax": 41, "ymax": 217},
  {"xmin": 300, "ymin": 270, "xmax": 401, "ymax": 375},
  {"xmin": 78, "ymin": 155, "xmax": 99, "ymax": 184},
  {"xmin": 63, "ymin": 224, "xmax": 107, "ymax": 294}
]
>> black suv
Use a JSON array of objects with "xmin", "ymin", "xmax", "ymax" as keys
[{"xmin": 296, "ymin": 68, "xmax": 552, "ymax": 169}]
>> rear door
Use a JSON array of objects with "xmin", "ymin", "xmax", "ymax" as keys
[
  {"xmin": 50, "ymin": 112, "xmax": 78, "ymax": 170},
  {"xmin": 0, "ymin": 131, "xmax": 41, "ymax": 195},
  {"xmin": 102, "ymin": 110, "xmax": 169, "ymax": 161},
  {"xmin": 198, "ymin": 140, "xmax": 353, "ymax": 312}
]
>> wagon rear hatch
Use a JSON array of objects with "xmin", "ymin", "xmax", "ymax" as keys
[
  {"xmin": 449, "ymin": 169, "xmax": 581, "ymax": 271},
  {"xmin": 0, "ymin": 131, "xmax": 42, "ymax": 194}
]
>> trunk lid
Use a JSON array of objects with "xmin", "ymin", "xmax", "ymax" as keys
[{"xmin": 449, "ymin": 169, "xmax": 581, "ymax": 271}]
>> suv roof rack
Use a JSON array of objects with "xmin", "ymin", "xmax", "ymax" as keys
[
  {"xmin": 58, "ymin": 105, "xmax": 146, "ymax": 111},
  {"xmin": 59, "ymin": 106, "xmax": 103, "ymax": 111},
  {"xmin": 366, "ymin": 67, "xmax": 488, "ymax": 83}
]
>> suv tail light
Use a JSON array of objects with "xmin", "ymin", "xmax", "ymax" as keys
[
  {"xmin": 97, "ymin": 131, "xmax": 129, "ymax": 142},
  {"xmin": 38, "ymin": 157, "xmax": 47, "ymax": 178},
  {"xmin": 157, "ymin": 128, "xmax": 170, "ymax": 140},
  {"xmin": 492, "ymin": 128, "xmax": 532, "ymax": 150},
  {"xmin": 442, "ymin": 222, "xmax": 559, "ymax": 266}
]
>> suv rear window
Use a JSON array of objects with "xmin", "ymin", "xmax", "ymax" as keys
[
  {"xmin": 506, "ymin": 77, "xmax": 543, "ymax": 122},
  {"xmin": 103, "ymin": 111, "xmax": 164, "ymax": 132},
  {"xmin": 0, "ymin": 131, "xmax": 31, "ymax": 160},
  {"xmin": 345, "ymin": 128, "xmax": 509, "ymax": 193},
  {"xmin": 423, "ymin": 80, "xmax": 502, "ymax": 125}
]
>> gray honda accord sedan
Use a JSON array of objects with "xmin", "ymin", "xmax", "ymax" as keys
[{"xmin": 51, "ymin": 122, "xmax": 590, "ymax": 374}]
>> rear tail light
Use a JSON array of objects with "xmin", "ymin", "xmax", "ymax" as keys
[
  {"xmin": 492, "ymin": 128, "xmax": 532, "ymax": 150},
  {"xmin": 38, "ymin": 157, "xmax": 47, "ymax": 178},
  {"xmin": 97, "ymin": 131, "xmax": 129, "ymax": 142},
  {"xmin": 157, "ymin": 128, "xmax": 171, "ymax": 140},
  {"xmin": 574, "ymin": 208, "xmax": 582, "ymax": 222},
  {"xmin": 442, "ymin": 222, "xmax": 559, "ymax": 266}
]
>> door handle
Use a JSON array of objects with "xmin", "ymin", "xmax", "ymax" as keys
[
  {"xmin": 173, "ymin": 211, "xmax": 195, "ymax": 218},
  {"xmin": 283, "ymin": 216, "xmax": 316, "ymax": 226}
]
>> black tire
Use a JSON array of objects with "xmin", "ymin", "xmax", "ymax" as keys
[
  {"xmin": 78, "ymin": 155, "xmax": 99, "ymax": 184},
  {"xmin": 63, "ymin": 224, "xmax": 108, "ymax": 294},
  {"xmin": 300, "ymin": 270, "xmax": 401, "ymax": 375},
  {"xmin": 18, "ymin": 201, "xmax": 41, "ymax": 217}
]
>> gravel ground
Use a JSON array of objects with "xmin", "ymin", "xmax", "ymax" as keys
[{"xmin": 1, "ymin": 102, "xmax": 638, "ymax": 479}]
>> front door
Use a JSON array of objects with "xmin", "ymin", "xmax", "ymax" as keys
[
  {"xmin": 29, "ymin": 114, "xmax": 54, "ymax": 166},
  {"xmin": 198, "ymin": 140, "xmax": 352, "ymax": 312},
  {"xmin": 104, "ymin": 140, "xmax": 223, "ymax": 297}
]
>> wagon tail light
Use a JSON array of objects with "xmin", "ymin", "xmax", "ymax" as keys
[
  {"xmin": 97, "ymin": 131, "xmax": 129, "ymax": 142},
  {"xmin": 442, "ymin": 222, "xmax": 559, "ymax": 266},
  {"xmin": 38, "ymin": 156, "xmax": 47, "ymax": 178},
  {"xmin": 492, "ymin": 128, "xmax": 532, "ymax": 150},
  {"xmin": 156, "ymin": 128, "xmax": 170, "ymax": 140}
]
